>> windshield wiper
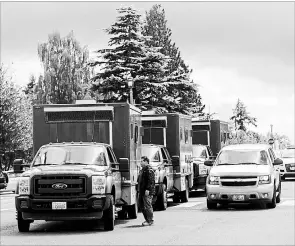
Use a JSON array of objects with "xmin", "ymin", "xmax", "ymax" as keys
[
  {"xmin": 217, "ymin": 163, "xmax": 235, "ymax": 165},
  {"xmin": 33, "ymin": 164, "xmax": 60, "ymax": 166},
  {"xmin": 64, "ymin": 162, "xmax": 87, "ymax": 165}
]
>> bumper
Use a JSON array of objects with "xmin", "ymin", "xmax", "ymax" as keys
[
  {"xmin": 15, "ymin": 195, "xmax": 108, "ymax": 221},
  {"xmin": 206, "ymin": 183, "xmax": 274, "ymax": 203}
]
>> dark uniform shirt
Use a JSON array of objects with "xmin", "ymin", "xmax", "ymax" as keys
[{"xmin": 138, "ymin": 165, "xmax": 156, "ymax": 196}]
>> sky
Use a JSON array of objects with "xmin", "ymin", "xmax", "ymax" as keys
[{"xmin": 1, "ymin": 1, "xmax": 294, "ymax": 144}]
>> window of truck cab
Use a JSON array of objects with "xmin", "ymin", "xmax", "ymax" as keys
[{"xmin": 32, "ymin": 146, "xmax": 109, "ymax": 166}]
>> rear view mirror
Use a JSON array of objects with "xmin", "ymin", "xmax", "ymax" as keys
[
  {"xmin": 119, "ymin": 158, "xmax": 129, "ymax": 172},
  {"xmin": 171, "ymin": 156, "xmax": 180, "ymax": 167},
  {"xmin": 273, "ymin": 158, "xmax": 283, "ymax": 165},
  {"xmin": 204, "ymin": 160, "xmax": 214, "ymax": 166}
]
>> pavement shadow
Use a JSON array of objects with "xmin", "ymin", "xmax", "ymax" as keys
[
  {"xmin": 200, "ymin": 203, "xmax": 265, "ymax": 212},
  {"xmin": 189, "ymin": 191, "xmax": 206, "ymax": 198},
  {"xmin": 25, "ymin": 219, "xmax": 130, "ymax": 234},
  {"xmin": 123, "ymin": 224, "xmax": 144, "ymax": 228}
]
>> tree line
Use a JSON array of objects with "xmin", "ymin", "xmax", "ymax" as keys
[{"xmin": 0, "ymin": 5, "xmax": 290, "ymax": 169}]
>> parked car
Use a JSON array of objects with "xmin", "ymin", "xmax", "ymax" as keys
[
  {"xmin": 0, "ymin": 170, "xmax": 9, "ymax": 190},
  {"xmin": 204, "ymin": 144, "xmax": 282, "ymax": 209},
  {"xmin": 280, "ymin": 148, "xmax": 295, "ymax": 180}
]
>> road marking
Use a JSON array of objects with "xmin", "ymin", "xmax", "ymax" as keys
[{"xmin": 174, "ymin": 202, "xmax": 203, "ymax": 208}]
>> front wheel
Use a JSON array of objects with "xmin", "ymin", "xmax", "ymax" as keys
[
  {"xmin": 103, "ymin": 196, "xmax": 115, "ymax": 231},
  {"xmin": 267, "ymin": 185, "xmax": 277, "ymax": 209},
  {"xmin": 207, "ymin": 200, "xmax": 217, "ymax": 210},
  {"xmin": 276, "ymin": 181, "xmax": 281, "ymax": 204},
  {"xmin": 126, "ymin": 202, "xmax": 138, "ymax": 219},
  {"xmin": 16, "ymin": 211, "xmax": 30, "ymax": 232},
  {"xmin": 180, "ymin": 179, "xmax": 189, "ymax": 203},
  {"xmin": 157, "ymin": 184, "xmax": 168, "ymax": 210}
]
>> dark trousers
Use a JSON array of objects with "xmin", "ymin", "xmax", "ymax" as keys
[{"xmin": 139, "ymin": 194, "xmax": 154, "ymax": 223}]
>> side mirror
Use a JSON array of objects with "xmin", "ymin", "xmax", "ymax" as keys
[
  {"xmin": 171, "ymin": 156, "xmax": 180, "ymax": 167},
  {"xmin": 273, "ymin": 158, "xmax": 283, "ymax": 165},
  {"xmin": 111, "ymin": 163, "xmax": 119, "ymax": 171},
  {"xmin": 119, "ymin": 158, "xmax": 129, "ymax": 172},
  {"xmin": 204, "ymin": 160, "xmax": 214, "ymax": 166},
  {"xmin": 163, "ymin": 160, "xmax": 172, "ymax": 167},
  {"xmin": 13, "ymin": 159, "xmax": 29, "ymax": 173}
]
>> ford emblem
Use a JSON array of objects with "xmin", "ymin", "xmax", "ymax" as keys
[{"xmin": 52, "ymin": 183, "xmax": 67, "ymax": 189}]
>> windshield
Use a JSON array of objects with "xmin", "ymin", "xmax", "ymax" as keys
[
  {"xmin": 142, "ymin": 146, "xmax": 160, "ymax": 163},
  {"xmin": 192, "ymin": 146, "xmax": 207, "ymax": 158},
  {"xmin": 216, "ymin": 149, "xmax": 271, "ymax": 165},
  {"xmin": 281, "ymin": 149, "xmax": 295, "ymax": 158},
  {"xmin": 32, "ymin": 146, "xmax": 108, "ymax": 166}
]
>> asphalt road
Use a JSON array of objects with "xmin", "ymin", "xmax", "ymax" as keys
[{"xmin": 1, "ymin": 178, "xmax": 294, "ymax": 245}]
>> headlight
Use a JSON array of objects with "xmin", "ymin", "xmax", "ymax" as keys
[
  {"xmin": 259, "ymin": 175, "xmax": 271, "ymax": 184},
  {"xmin": 92, "ymin": 176, "xmax": 106, "ymax": 194},
  {"xmin": 208, "ymin": 176, "xmax": 220, "ymax": 185},
  {"xmin": 18, "ymin": 177, "xmax": 30, "ymax": 195}
]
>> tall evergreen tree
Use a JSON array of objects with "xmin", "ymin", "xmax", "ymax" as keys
[
  {"xmin": 230, "ymin": 98, "xmax": 257, "ymax": 132},
  {"xmin": 90, "ymin": 6, "xmax": 171, "ymax": 107},
  {"xmin": 143, "ymin": 4, "xmax": 205, "ymax": 115}
]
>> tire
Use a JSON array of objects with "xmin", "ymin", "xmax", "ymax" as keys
[
  {"xmin": 180, "ymin": 179, "xmax": 189, "ymax": 203},
  {"xmin": 117, "ymin": 208, "xmax": 128, "ymax": 220},
  {"xmin": 267, "ymin": 185, "xmax": 277, "ymax": 209},
  {"xmin": 276, "ymin": 181, "xmax": 281, "ymax": 204},
  {"xmin": 103, "ymin": 196, "xmax": 115, "ymax": 231},
  {"xmin": 126, "ymin": 202, "xmax": 138, "ymax": 219},
  {"xmin": 17, "ymin": 211, "xmax": 30, "ymax": 232},
  {"xmin": 207, "ymin": 200, "xmax": 217, "ymax": 210},
  {"xmin": 157, "ymin": 184, "xmax": 168, "ymax": 211},
  {"xmin": 3, "ymin": 172, "xmax": 8, "ymax": 184},
  {"xmin": 173, "ymin": 194, "xmax": 180, "ymax": 203}
]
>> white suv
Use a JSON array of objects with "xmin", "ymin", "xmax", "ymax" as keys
[{"xmin": 205, "ymin": 144, "xmax": 282, "ymax": 209}]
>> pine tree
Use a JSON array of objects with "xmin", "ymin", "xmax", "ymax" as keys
[
  {"xmin": 143, "ymin": 4, "xmax": 205, "ymax": 115},
  {"xmin": 90, "ymin": 6, "xmax": 171, "ymax": 107},
  {"xmin": 230, "ymin": 98, "xmax": 257, "ymax": 132}
]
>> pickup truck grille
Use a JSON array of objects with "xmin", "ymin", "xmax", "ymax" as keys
[
  {"xmin": 220, "ymin": 176, "xmax": 257, "ymax": 187},
  {"xmin": 33, "ymin": 175, "xmax": 87, "ymax": 197}
]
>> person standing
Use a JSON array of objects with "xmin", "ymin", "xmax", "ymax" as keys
[{"xmin": 138, "ymin": 156, "xmax": 155, "ymax": 226}]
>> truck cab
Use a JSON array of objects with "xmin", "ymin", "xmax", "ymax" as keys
[{"xmin": 14, "ymin": 103, "xmax": 141, "ymax": 232}]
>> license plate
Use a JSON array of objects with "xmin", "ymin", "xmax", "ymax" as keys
[
  {"xmin": 290, "ymin": 167, "xmax": 295, "ymax": 170},
  {"xmin": 52, "ymin": 202, "xmax": 67, "ymax": 210},
  {"xmin": 232, "ymin": 195, "xmax": 245, "ymax": 201}
]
